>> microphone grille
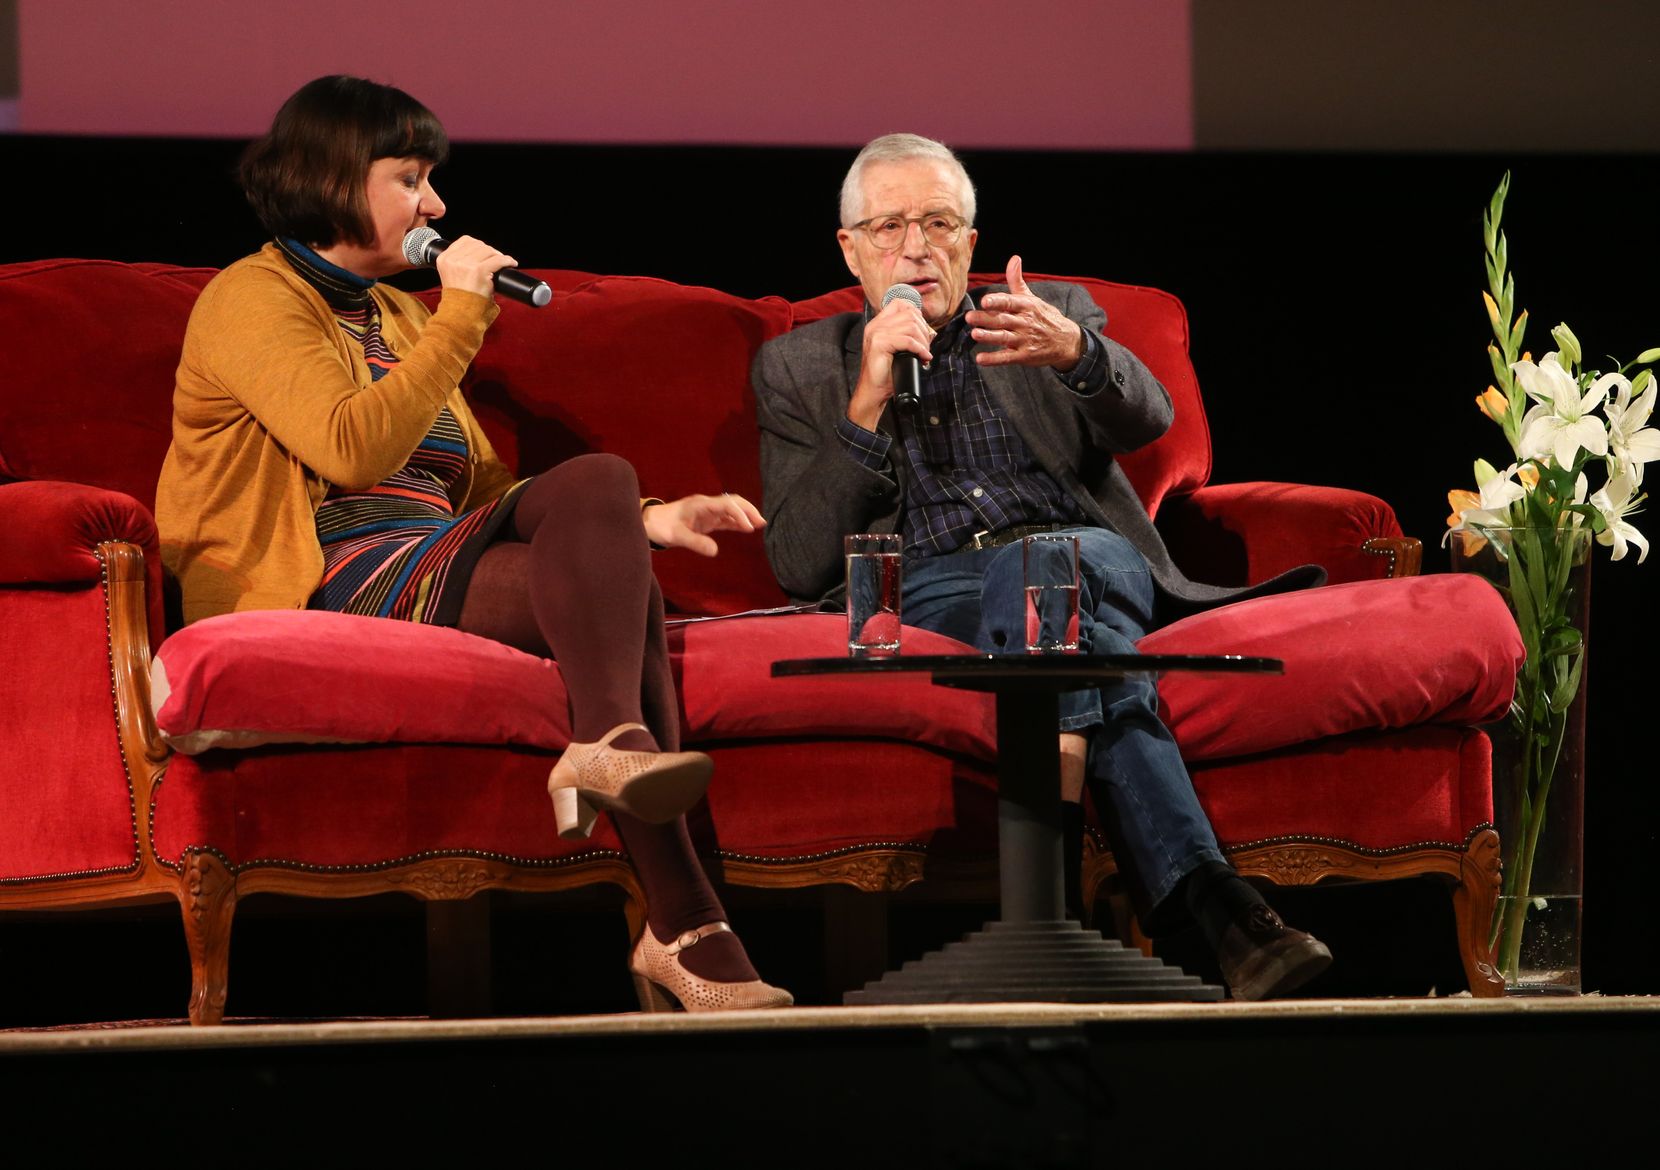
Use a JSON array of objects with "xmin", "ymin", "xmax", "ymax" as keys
[
  {"xmin": 882, "ymin": 283, "xmax": 924, "ymax": 311},
  {"xmin": 402, "ymin": 227, "xmax": 441, "ymax": 267}
]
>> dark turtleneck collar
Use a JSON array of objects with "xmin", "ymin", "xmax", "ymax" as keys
[{"xmin": 276, "ymin": 237, "xmax": 376, "ymax": 312}]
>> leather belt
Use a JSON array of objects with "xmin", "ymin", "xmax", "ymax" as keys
[{"xmin": 964, "ymin": 522, "xmax": 1072, "ymax": 551}]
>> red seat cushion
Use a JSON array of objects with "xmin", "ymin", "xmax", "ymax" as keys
[
  {"xmin": 153, "ymin": 577, "xmax": 1519, "ymax": 773},
  {"xmin": 151, "ymin": 611, "xmax": 574, "ymax": 754},
  {"xmin": 150, "ymin": 610, "xmax": 995, "ymax": 757},
  {"xmin": 1141, "ymin": 574, "xmax": 1522, "ymax": 761},
  {"xmin": 676, "ymin": 615, "xmax": 993, "ymax": 755}
]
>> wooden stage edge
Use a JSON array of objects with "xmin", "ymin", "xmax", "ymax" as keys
[
  {"xmin": 3, "ymin": 997, "xmax": 1654, "ymax": 1160},
  {"xmin": 2, "ymin": 993, "xmax": 1656, "ymax": 1050}
]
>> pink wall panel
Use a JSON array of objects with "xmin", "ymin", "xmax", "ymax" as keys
[{"xmin": 18, "ymin": 0, "xmax": 1191, "ymax": 148}]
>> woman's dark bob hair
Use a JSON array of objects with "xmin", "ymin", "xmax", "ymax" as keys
[{"xmin": 240, "ymin": 75, "xmax": 448, "ymax": 248}]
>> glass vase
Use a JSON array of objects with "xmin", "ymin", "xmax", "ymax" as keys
[{"xmin": 1449, "ymin": 525, "xmax": 1591, "ymax": 995}]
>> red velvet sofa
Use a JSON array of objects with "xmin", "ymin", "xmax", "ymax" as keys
[{"xmin": 0, "ymin": 258, "xmax": 1522, "ymax": 1022}]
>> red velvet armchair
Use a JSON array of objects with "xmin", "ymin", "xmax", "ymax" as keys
[{"xmin": 0, "ymin": 259, "xmax": 1520, "ymax": 1023}]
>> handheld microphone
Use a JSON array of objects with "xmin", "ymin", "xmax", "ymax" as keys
[
  {"xmin": 881, "ymin": 283, "xmax": 924, "ymax": 411},
  {"xmin": 402, "ymin": 227, "xmax": 552, "ymax": 308}
]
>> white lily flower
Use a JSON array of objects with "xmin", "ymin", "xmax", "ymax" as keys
[
  {"xmin": 1513, "ymin": 352, "xmax": 1577, "ymax": 405},
  {"xmin": 1589, "ymin": 473, "xmax": 1649, "ymax": 562},
  {"xmin": 1602, "ymin": 375, "xmax": 1660, "ymax": 485},
  {"xmin": 1445, "ymin": 460, "xmax": 1528, "ymax": 543},
  {"xmin": 1515, "ymin": 357, "xmax": 1610, "ymax": 468}
]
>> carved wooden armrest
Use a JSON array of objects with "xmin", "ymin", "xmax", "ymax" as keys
[
  {"xmin": 1359, "ymin": 535, "xmax": 1423, "ymax": 578},
  {"xmin": 100, "ymin": 540, "xmax": 171, "ymax": 852}
]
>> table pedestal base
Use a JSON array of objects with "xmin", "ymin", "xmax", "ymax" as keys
[{"xmin": 844, "ymin": 920, "xmax": 1223, "ymax": 1005}]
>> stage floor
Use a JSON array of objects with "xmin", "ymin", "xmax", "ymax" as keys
[{"xmin": 4, "ymin": 996, "xmax": 1654, "ymax": 1162}]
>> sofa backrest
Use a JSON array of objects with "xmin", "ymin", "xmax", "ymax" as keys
[
  {"xmin": 431, "ymin": 274, "xmax": 797, "ymax": 615},
  {"xmin": 0, "ymin": 260, "xmax": 1210, "ymax": 619},
  {"xmin": 0, "ymin": 260, "xmax": 216, "ymax": 513}
]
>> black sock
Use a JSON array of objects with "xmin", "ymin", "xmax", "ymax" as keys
[
  {"xmin": 1183, "ymin": 860, "xmax": 1269, "ymax": 950},
  {"xmin": 1063, "ymin": 801, "xmax": 1085, "ymax": 924}
]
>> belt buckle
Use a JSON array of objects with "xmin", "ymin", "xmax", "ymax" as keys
[{"xmin": 971, "ymin": 529, "xmax": 992, "ymax": 550}]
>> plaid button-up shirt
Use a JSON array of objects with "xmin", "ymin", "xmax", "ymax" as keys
[{"xmin": 835, "ymin": 303, "xmax": 1102, "ymax": 556}]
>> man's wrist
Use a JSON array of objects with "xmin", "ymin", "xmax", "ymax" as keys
[
  {"xmin": 847, "ymin": 405, "xmax": 884, "ymax": 432},
  {"xmin": 1050, "ymin": 323, "xmax": 1086, "ymax": 374},
  {"xmin": 1054, "ymin": 329, "xmax": 1105, "ymax": 393},
  {"xmin": 847, "ymin": 380, "xmax": 888, "ymax": 432}
]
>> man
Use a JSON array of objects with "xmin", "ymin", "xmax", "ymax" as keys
[{"xmin": 754, "ymin": 133, "xmax": 1331, "ymax": 999}]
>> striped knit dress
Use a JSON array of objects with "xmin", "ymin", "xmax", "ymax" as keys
[{"xmin": 278, "ymin": 238, "xmax": 526, "ymax": 626}]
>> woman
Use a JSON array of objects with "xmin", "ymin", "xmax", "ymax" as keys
[{"xmin": 155, "ymin": 75, "xmax": 790, "ymax": 1012}]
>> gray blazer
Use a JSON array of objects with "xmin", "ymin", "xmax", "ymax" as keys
[{"xmin": 753, "ymin": 280, "xmax": 1322, "ymax": 617}]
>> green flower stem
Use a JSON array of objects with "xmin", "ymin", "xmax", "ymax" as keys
[
  {"xmin": 1482, "ymin": 525, "xmax": 1585, "ymax": 982},
  {"xmin": 1490, "ymin": 655, "xmax": 1540, "ymax": 951},
  {"xmin": 1496, "ymin": 672, "xmax": 1569, "ymax": 977}
]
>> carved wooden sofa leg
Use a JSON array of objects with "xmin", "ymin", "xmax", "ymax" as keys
[
  {"xmin": 1086, "ymin": 831, "xmax": 1509, "ymax": 996},
  {"xmin": 426, "ymin": 897, "xmax": 493, "ymax": 1018},
  {"xmin": 1455, "ymin": 828, "xmax": 1505, "ymax": 998},
  {"xmin": 179, "ymin": 851, "xmax": 237, "ymax": 1026},
  {"xmin": 821, "ymin": 884, "xmax": 891, "ymax": 1000},
  {"xmin": 1083, "ymin": 836, "xmax": 1160, "ymax": 958}
]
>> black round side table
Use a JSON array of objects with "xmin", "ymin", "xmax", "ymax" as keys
[{"xmin": 772, "ymin": 654, "xmax": 1283, "ymax": 1004}]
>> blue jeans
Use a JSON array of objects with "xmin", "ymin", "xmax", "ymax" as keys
[{"xmin": 903, "ymin": 527, "xmax": 1225, "ymax": 917}]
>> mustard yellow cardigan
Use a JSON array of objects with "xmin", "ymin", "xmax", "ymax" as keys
[{"xmin": 156, "ymin": 243, "xmax": 515, "ymax": 623}]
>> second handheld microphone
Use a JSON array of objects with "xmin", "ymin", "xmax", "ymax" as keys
[{"xmin": 402, "ymin": 227, "xmax": 552, "ymax": 308}]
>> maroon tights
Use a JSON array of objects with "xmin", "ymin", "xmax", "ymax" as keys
[{"xmin": 457, "ymin": 454, "xmax": 751, "ymax": 982}]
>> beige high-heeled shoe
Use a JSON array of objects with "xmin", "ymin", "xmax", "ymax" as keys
[
  {"xmin": 547, "ymin": 722, "xmax": 713, "ymax": 839},
  {"xmin": 630, "ymin": 921, "xmax": 795, "ymax": 1012}
]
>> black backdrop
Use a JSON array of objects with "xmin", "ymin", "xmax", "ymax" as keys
[{"xmin": 4, "ymin": 135, "xmax": 1655, "ymax": 994}]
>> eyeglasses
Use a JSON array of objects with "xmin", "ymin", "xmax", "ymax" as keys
[{"xmin": 849, "ymin": 212, "xmax": 969, "ymax": 251}]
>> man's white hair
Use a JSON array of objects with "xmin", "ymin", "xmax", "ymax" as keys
[{"xmin": 839, "ymin": 133, "xmax": 976, "ymax": 228}]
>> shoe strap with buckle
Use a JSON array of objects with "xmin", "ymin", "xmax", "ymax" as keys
[{"xmin": 665, "ymin": 921, "xmax": 733, "ymax": 955}]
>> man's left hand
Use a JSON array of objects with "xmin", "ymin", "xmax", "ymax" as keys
[
  {"xmin": 642, "ymin": 492, "xmax": 766, "ymax": 557},
  {"xmin": 966, "ymin": 255, "xmax": 1085, "ymax": 372}
]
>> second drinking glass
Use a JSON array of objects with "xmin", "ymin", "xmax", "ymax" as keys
[{"xmin": 1022, "ymin": 533, "xmax": 1080, "ymax": 653}]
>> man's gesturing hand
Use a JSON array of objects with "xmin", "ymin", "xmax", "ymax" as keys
[
  {"xmin": 966, "ymin": 255, "xmax": 1085, "ymax": 372},
  {"xmin": 848, "ymin": 295, "xmax": 935, "ymax": 431}
]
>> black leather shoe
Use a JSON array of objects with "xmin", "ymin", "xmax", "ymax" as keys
[{"xmin": 1217, "ymin": 903, "xmax": 1333, "ymax": 1000}]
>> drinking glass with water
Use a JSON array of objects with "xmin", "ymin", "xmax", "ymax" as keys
[
  {"xmin": 1023, "ymin": 533, "xmax": 1080, "ymax": 653},
  {"xmin": 845, "ymin": 534, "xmax": 902, "ymax": 656}
]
